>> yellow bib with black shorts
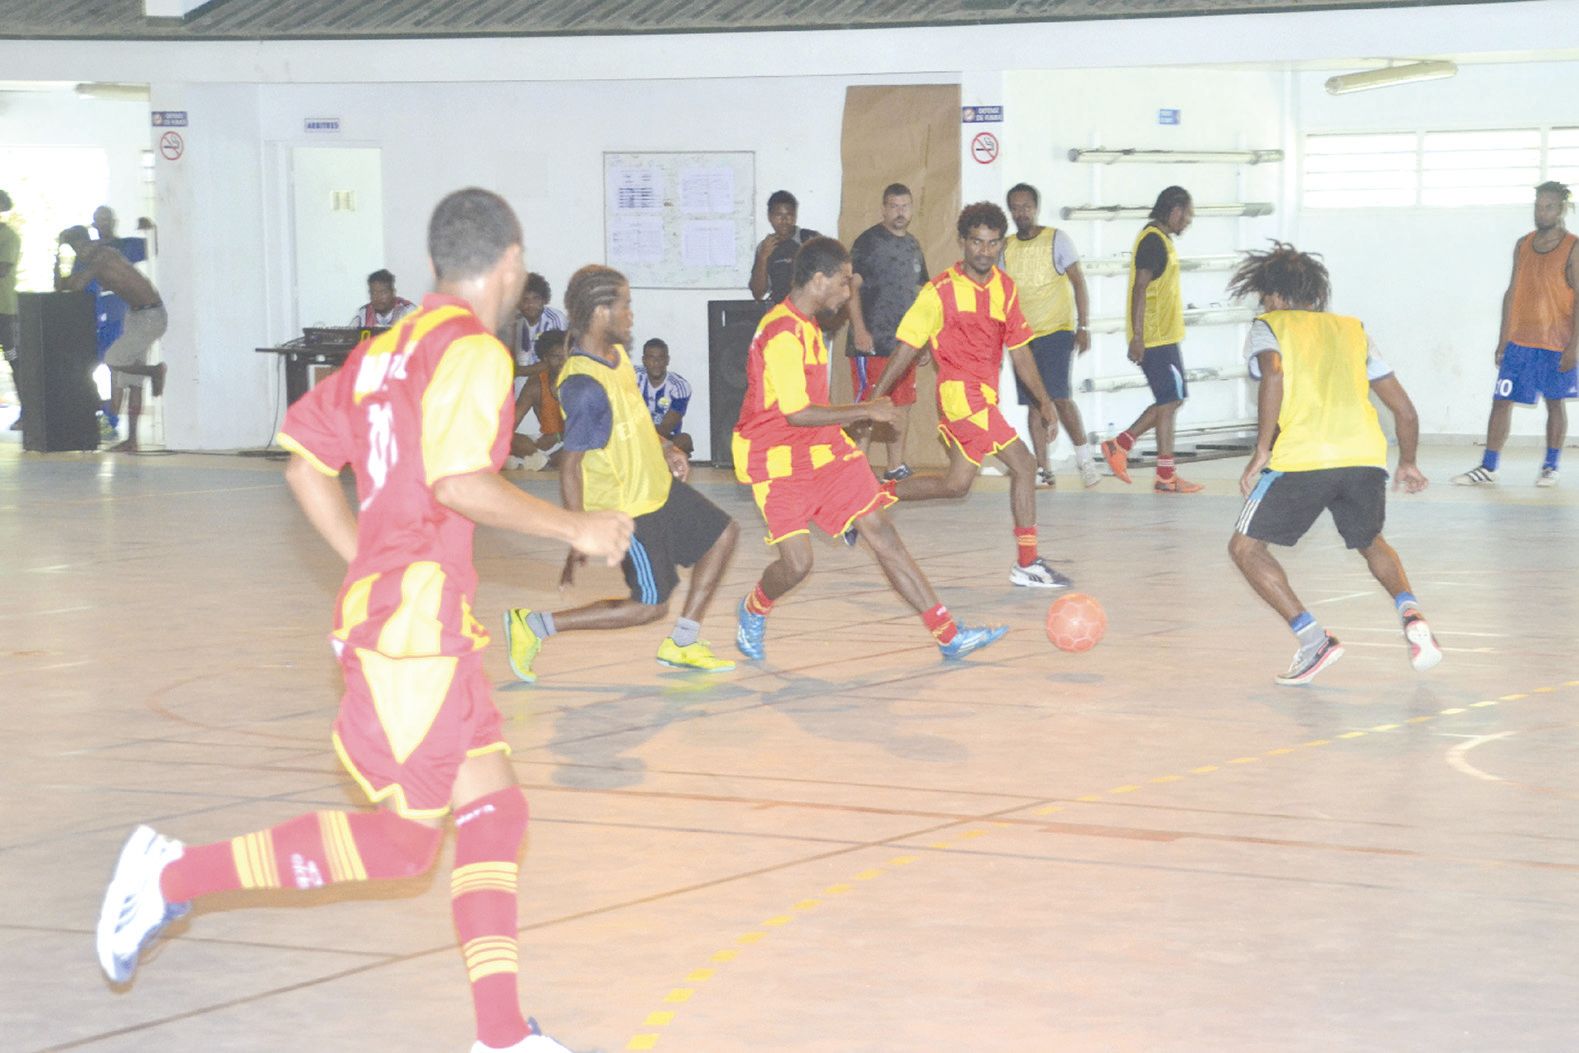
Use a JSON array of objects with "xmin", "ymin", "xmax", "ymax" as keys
[
  {"xmin": 1127, "ymin": 224, "xmax": 1183, "ymax": 348},
  {"xmin": 1261, "ymin": 310, "xmax": 1387, "ymax": 473},
  {"xmin": 557, "ymin": 344, "xmax": 672, "ymax": 517}
]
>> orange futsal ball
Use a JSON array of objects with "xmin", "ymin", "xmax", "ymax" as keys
[{"xmin": 1046, "ymin": 593, "xmax": 1106, "ymax": 653}]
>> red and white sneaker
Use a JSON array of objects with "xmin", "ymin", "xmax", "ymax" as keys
[{"xmin": 1403, "ymin": 612, "xmax": 1442, "ymax": 672}]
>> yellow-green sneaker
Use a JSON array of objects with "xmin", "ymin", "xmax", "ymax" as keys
[
  {"xmin": 503, "ymin": 608, "xmax": 542, "ymax": 683},
  {"xmin": 656, "ymin": 637, "xmax": 735, "ymax": 673}
]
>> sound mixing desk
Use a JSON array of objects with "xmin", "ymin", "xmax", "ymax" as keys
[{"xmin": 255, "ymin": 326, "xmax": 387, "ymax": 404}]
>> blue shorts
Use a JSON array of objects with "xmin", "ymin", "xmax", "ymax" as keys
[
  {"xmin": 1140, "ymin": 343, "xmax": 1187, "ymax": 405},
  {"xmin": 1495, "ymin": 342, "xmax": 1577, "ymax": 404},
  {"xmin": 1014, "ymin": 330, "xmax": 1076, "ymax": 404}
]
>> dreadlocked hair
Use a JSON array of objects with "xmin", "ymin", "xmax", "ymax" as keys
[
  {"xmin": 563, "ymin": 264, "xmax": 627, "ymax": 342},
  {"xmin": 1227, "ymin": 241, "xmax": 1332, "ymax": 312},
  {"xmin": 1537, "ymin": 180, "xmax": 1573, "ymax": 207}
]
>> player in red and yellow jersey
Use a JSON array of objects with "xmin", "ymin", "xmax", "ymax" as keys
[
  {"xmin": 872, "ymin": 201, "xmax": 1073, "ymax": 590},
  {"xmin": 95, "ymin": 189, "xmax": 631, "ymax": 1053},
  {"xmin": 1227, "ymin": 242, "xmax": 1440, "ymax": 686},
  {"xmin": 733, "ymin": 236, "xmax": 1005, "ymax": 661}
]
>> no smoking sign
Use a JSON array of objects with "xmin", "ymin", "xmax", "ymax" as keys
[
  {"xmin": 971, "ymin": 131, "xmax": 999, "ymax": 165},
  {"xmin": 159, "ymin": 131, "xmax": 185, "ymax": 161}
]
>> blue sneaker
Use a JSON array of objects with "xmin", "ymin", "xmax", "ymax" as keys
[
  {"xmin": 841, "ymin": 526, "xmax": 860, "ymax": 547},
  {"xmin": 736, "ymin": 597, "xmax": 766, "ymax": 660},
  {"xmin": 939, "ymin": 624, "xmax": 1008, "ymax": 661},
  {"xmin": 97, "ymin": 825, "xmax": 191, "ymax": 984}
]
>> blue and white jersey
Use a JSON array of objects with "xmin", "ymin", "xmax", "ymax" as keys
[{"xmin": 634, "ymin": 367, "xmax": 692, "ymax": 435}]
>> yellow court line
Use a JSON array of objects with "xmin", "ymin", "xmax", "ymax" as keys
[{"xmin": 622, "ymin": 675, "xmax": 1568, "ymax": 1050}]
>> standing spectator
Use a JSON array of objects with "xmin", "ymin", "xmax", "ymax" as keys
[
  {"xmin": 846, "ymin": 182, "xmax": 929, "ymax": 480},
  {"xmin": 348, "ymin": 268, "xmax": 417, "ymax": 328},
  {"xmin": 635, "ymin": 337, "xmax": 694, "ymax": 456},
  {"xmin": 505, "ymin": 273, "xmax": 567, "ymax": 371},
  {"xmin": 749, "ymin": 190, "xmax": 819, "ymax": 304},
  {"xmin": 0, "ymin": 191, "xmax": 19, "ymax": 429}
]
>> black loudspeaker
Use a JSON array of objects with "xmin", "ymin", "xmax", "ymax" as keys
[
  {"xmin": 17, "ymin": 292, "xmax": 100, "ymax": 453},
  {"xmin": 706, "ymin": 299, "xmax": 766, "ymax": 470}
]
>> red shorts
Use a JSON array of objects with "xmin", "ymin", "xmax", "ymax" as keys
[
  {"xmin": 331, "ymin": 645, "xmax": 507, "ymax": 820},
  {"xmin": 938, "ymin": 396, "xmax": 1022, "ymax": 466},
  {"xmin": 751, "ymin": 451, "xmax": 896, "ymax": 543},
  {"xmin": 850, "ymin": 355, "xmax": 917, "ymax": 407}
]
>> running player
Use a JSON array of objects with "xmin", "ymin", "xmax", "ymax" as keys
[
  {"xmin": 504, "ymin": 265, "xmax": 740, "ymax": 679},
  {"xmin": 1100, "ymin": 186, "xmax": 1204, "ymax": 493},
  {"xmin": 1002, "ymin": 182, "xmax": 1098, "ymax": 489},
  {"xmin": 733, "ymin": 236, "xmax": 1006, "ymax": 661},
  {"xmin": 1452, "ymin": 181, "xmax": 1577, "ymax": 488},
  {"xmin": 1227, "ymin": 242, "xmax": 1441, "ymax": 685},
  {"xmin": 95, "ymin": 188, "xmax": 633, "ymax": 1052},
  {"xmin": 870, "ymin": 201, "xmax": 1073, "ymax": 589}
]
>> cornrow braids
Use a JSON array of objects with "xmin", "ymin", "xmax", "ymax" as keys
[
  {"xmin": 1227, "ymin": 241, "xmax": 1332, "ymax": 312},
  {"xmin": 563, "ymin": 264, "xmax": 627, "ymax": 339}
]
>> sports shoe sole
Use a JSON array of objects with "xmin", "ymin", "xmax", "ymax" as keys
[
  {"xmin": 1275, "ymin": 642, "xmax": 1345, "ymax": 686},
  {"xmin": 656, "ymin": 655, "xmax": 736, "ymax": 673}
]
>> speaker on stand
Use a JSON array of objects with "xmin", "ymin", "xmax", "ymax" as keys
[{"xmin": 16, "ymin": 292, "xmax": 100, "ymax": 453}]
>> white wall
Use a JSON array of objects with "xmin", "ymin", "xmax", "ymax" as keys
[
  {"xmin": 1000, "ymin": 67, "xmax": 1287, "ymax": 448},
  {"xmin": 1296, "ymin": 59, "xmax": 1579, "ymax": 441}
]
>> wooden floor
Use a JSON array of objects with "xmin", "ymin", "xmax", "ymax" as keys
[{"xmin": 4, "ymin": 439, "xmax": 1577, "ymax": 1052}]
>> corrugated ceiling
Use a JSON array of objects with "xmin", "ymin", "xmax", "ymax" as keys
[{"xmin": 0, "ymin": 0, "xmax": 1495, "ymax": 40}]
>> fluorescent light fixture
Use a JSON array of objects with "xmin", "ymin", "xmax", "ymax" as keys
[
  {"xmin": 1080, "ymin": 254, "xmax": 1246, "ymax": 277},
  {"xmin": 75, "ymin": 82, "xmax": 150, "ymax": 101},
  {"xmin": 1324, "ymin": 60, "xmax": 1456, "ymax": 95},
  {"xmin": 1068, "ymin": 148, "xmax": 1283, "ymax": 165},
  {"xmin": 1059, "ymin": 203, "xmax": 1274, "ymax": 221},
  {"xmin": 1083, "ymin": 306, "xmax": 1256, "ymax": 338}
]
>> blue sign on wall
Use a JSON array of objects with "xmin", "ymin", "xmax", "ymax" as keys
[
  {"xmin": 151, "ymin": 111, "xmax": 188, "ymax": 127},
  {"xmin": 1158, "ymin": 109, "xmax": 1181, "ymax": 125},
  {"xmin": 962, "ymin": 105, "xmax": 1004, "ymax": 124}
]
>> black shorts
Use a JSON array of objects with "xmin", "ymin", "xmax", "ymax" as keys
[
  {"xmin": 1015, "ymin": 330, "xmax": 1075, "ymax": 404},
  {"xmin": 1235, "ymin": 467, "xmax": 1387, "ymax": 549},
  {"xmin": 1140, "ymin": 343, "xmax": 1187, "ymax": 405},
  {"xmin": 622, "ymin": 479, "xmax": 732, "ymax": 605}
]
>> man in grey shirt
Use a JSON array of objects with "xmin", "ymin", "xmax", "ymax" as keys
[{"xmin": 847, "ymin": 183, "xmax": 929, "ymax": 480}]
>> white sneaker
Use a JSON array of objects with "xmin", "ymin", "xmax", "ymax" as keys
[
  {"xmin": 1009, "ymin": 558, "xmax": 1073, "ymax": 589},
  {"xmin": 472, "ymin": 1019, "xmax": 574, "ymax": 1052},
  {"xmin": 1078, "ymin": 458, "xmax": 1101, "ymax": 489},
  {"xmin": 1403, "ymin": 613, "xmax": 1443, "ymax": 672},
  {"xmin": 1451, "ymin": 465, "xmax": 1497, "ymax": 486},
  {"xmin": 1536, "ymin": 466, "xmax": 1559, "ymax": 487},
  {"xmin": 97, "ymin": 825, "xmax": 189, "ymax": 983}
]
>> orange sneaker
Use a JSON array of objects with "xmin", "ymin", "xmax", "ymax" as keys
[
  {"xmin": 1154, "ymin": 477, "xmax": 1204, "ymax": 494},
  {"xmin": 1100, "ymin": 439, "xmax": 1131, "ymax": 484}
]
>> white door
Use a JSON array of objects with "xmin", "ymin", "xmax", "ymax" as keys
[{"xmin": 290, "ymin": 147, "xmax": 384, "ymax": 329}]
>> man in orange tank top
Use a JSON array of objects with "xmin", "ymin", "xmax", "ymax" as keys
[{"xmin": 1453, "ymin": 181, "xmax": 1578, "ymax": 488}]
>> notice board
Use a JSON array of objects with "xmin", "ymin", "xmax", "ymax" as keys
[{"xmin": 603, "ymin": 151, "xmax": 756, "ymax": 289}]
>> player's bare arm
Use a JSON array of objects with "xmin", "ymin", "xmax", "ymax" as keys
[
  {"xmin": 1496, "ymin": 243, "xmax": 1520, "ymax": 364},
  {"xmin": 557, "ymin": 450, "xmax": 590, "ymax": 586},
  {"xmin": 1068, "ymin": 261, "xmax": 1092, "ymax": 354},
  {"xmin": 434, "ymin": 468, "xmax": 631, "ymax": 566},
  {"xmin": 1241, "ymin": 350, "xmax": 1284, "ymax": 495},
  {"xmin": 1370, "ymin": 374, "xmax": 1427, "ymax": 493},
  {"xmin": 284, "ymin": 454, "xmax": 359, "ymax": 562},
  {"xmin": 786, "ymin": 398, "xmax": 898, "ymax": 430},
  {"xmin": 870, "ymin": 340, "xmax": 924, "ymax": 400},
  {"xmin": 846, "ymin": 272, "xmax": 874, "ymax": 354},
  {"xmin": 1563, "ymin": 240, "xmax": 1579, "ymax": 373}
]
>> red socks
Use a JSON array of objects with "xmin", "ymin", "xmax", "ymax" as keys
[
  {"xmin": 921, "ymin": 603, "xmax": 959, "ymax": 645},
  {"xmin": 745, "ymin": 583, "xmax": 774, "ymax": 616},
  {"xmin": 1014, "ymin": 527, "xmax": 1039, "ymax": 568},
  {"xmin": 1156, "ymin": 456, "xmax": 1176, "ymax": 483},
  {"xmin": 453, "ymin": 787, "xmax": 532, "ymax": 1050},
  {"xmin": 160, "ymin": 808, "xmax": 442, "ymax": 902},
  {"xmin": 1116, "ymin": 431, "xmax": 1136, "ymax": 453}
]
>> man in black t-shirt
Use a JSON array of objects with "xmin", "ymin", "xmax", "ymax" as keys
[
  {"xmin": 847, "ymin": 182, "xmax": 929, "ymax": 480},
  {"xmin": 749, "ymin": 190, "xmax": 819, "ymax": 304}
]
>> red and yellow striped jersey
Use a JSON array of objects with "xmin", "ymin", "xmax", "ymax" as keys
[
  {"xmin": 895, "ymin": 264, "xmax": 1034, "ymax": 391},
  {"xmin": 732, "ymin": 298, "xmax": 861, "ymax": 485},
  {"xmin": 278, "ymin": 294, "xmax": 514, "ymax": 658}
]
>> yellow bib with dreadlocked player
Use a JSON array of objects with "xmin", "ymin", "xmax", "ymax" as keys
[
  {"xmin": 1127, "ymin": 223, "xmax": 1184, "ymax": 348},
  {"xmin": 1262, "ymin": 310, "xmax": 1387, "ymax": 472}
]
